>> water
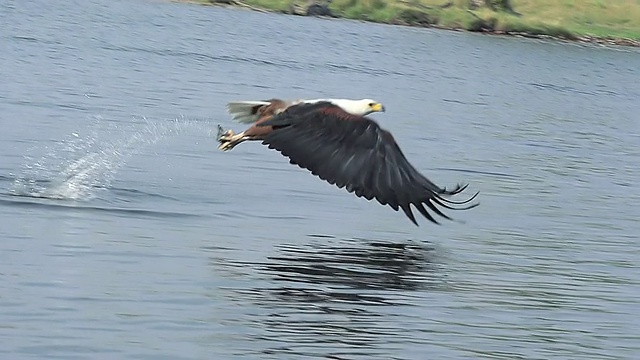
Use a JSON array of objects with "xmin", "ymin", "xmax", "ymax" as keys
[{"xmin": 1, "ymin": 0, "xmax": 639, "ymax": 359}]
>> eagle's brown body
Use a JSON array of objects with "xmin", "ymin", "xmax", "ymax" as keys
[
  {"xmin": 234, "ymin": 98, "xmax": 288, "ymax": 139},
  {"xmin": 217, "ymin": 98, "xmax": 478, "ymax": 226}
]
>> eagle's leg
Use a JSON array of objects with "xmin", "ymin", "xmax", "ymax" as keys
[
  {"xmin": 218, "ymin": 133, "xmax": 247, "ymax": 151},
  {"xmin": 217, "ymin": 125, "xmax": 249, "ymax": 151}
]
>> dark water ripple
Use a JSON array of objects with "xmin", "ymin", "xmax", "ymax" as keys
[
  {"xmin": 98, "ymin": 43, "xmax": 414, "ymax": 77},
  {"xmin": 0, "ymin": 194, "xmax": 200, "ymax": 220},
  {"xmin": 529, "ymin": 82, "xmax": 621, "ymax": 97}
]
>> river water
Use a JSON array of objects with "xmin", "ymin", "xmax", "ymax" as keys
[{"xmin": 1, "ymin": 0, "xmax": 639, "ymax": 359}]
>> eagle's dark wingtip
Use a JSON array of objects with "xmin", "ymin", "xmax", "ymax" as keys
[
  {"xmin": 439, "ymin": 183, "xmax": 467, "ymax": 195},
  {"xmin": 437, "ymin": 187, "xmax": 480, "ymax": 207},
  {"xmin": 401, "ymin": 205, "xmax": 419, "ymax": 226},
  {"xmin": 415, "ymin": 202, "xmax": 441, "ymax": 225}
]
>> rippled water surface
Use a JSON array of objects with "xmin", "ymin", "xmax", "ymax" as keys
[{"xmin": 1, "ymin": 0, "xmax": 639, "ymax": 359}]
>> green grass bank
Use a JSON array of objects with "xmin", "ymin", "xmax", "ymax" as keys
[{"xmin": 187, "ymin": 0, "xmax": 640, "ymax": 46}]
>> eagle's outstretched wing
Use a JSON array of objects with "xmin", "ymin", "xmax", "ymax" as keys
[{"xmin": 259, "ymin": 102, "xmax": 478, "ymax": 226}]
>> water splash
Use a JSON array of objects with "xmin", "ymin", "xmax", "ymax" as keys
[{"xmin": 10, "ymin": 116, "xmax": 205, "ymax": 201}]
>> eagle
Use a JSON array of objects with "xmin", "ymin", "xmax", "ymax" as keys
[{"xmin": 216, "ymin": 98, "xmax": 478, "ymax": 226}]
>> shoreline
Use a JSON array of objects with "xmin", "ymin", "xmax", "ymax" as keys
[{"xmin": 175, "ymin": 0, "xmax": 640, "ymax": 48}]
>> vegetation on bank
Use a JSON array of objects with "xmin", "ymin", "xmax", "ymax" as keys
[{"xmin": 190, "ymin": 0, "xmax": 640, "ymax": 46}]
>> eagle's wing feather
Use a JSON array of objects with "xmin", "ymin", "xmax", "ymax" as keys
[
  {"xmin": 259, "ymin": 102, "xmax": 478, "ymax": 226},
  {"xmin": 226, "ymin": 101, "xmax": 272, "ymax": 123}
]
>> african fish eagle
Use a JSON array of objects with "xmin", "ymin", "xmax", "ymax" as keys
[{"xmin": 216, "ymin": 98, "xmax": 478, "ymax": 226}]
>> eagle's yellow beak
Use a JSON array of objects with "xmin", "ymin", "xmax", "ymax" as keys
[{"xmin": 370, "ymin": 103, "xmax": 385, "ymax": 113}]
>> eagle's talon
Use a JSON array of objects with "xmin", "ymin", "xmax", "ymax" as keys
[
  {"xmin": 218, "ymin": 141, "xmax": 232, "ymax": 151},
  {"xmin": 217, "ymin": 130, "xmax": 235, "ymax": 143}
]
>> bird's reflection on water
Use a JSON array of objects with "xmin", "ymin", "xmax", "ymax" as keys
[
  {"xmin": 264, "ymin": 236, "xmax": 440, "ymax": 296},
  {"xmin": 210, "ymin": 236, "xmax": 444, "ymax": 358}
]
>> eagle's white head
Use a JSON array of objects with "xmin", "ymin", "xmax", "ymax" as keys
[
  {"xmin": 304, "ymin": 98, "xmax": 385, "ymax": 116},
  {"xmin": 330, "ymin": 99, "xmax": 385, "ymax": 116}
]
